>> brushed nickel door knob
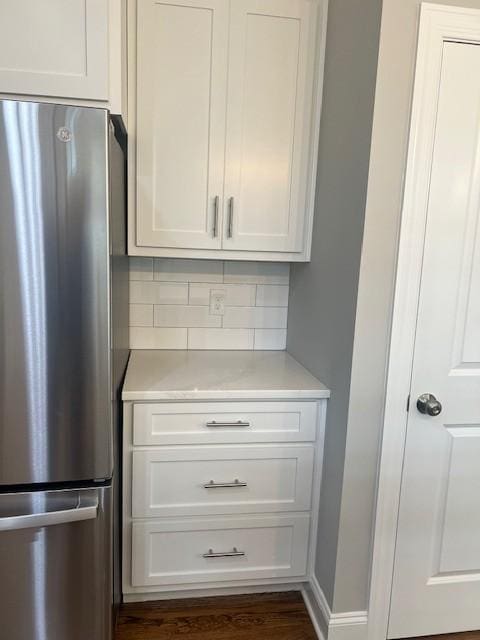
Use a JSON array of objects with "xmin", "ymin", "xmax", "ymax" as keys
[{"xmin": 416, "ymin": 393, "xmax": 442, "ymax": 417}]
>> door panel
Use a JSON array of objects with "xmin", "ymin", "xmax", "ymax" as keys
[
  {"xmin": 0, "ymin": 101, "xmax": 112, "ymax": 486},
  {"xmin": 388, "ymin": 41, "xmax": 480, "ymax": 637},
  {"xmin": 135, "ymin": 0, "xmax": 228, "ymax": 249},
  {"xmin": 223, "ymin": 0, "xmax": 315, "ymax": 252},
  {"xmin": 0, "ymin": 487, "xmax": 111, "ymax": 640},
  {"xmin": 437, "ymin": 425, "xmax": 480, "ymax": 574}
]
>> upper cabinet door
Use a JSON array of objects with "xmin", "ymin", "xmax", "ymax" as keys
[
  {"xmin": 0, "ymin": 0, "xmax": 109, "ymax": 100},
  {"xmin": 135, "ymin": 0, "xmax": 228, "ymax": 250},
  {"xmin": 223, "ymin": 0, "xmax": 316, "ymax": 252}
]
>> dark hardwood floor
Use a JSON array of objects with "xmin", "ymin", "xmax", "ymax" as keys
[
  {"xmin": 115, "ymin": 591, "xmax": 317, "ymax": 640},
  {"xmin": 116, "ymin": 592, "xmax": 480, "ymax": 640},
  {"xmin": 405, "ymin": 635, "xmax": 480, "ymax": 640}
]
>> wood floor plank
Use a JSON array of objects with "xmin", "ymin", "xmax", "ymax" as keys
[
  {"xmin": 403, "ymin": 634, "xmax": 480, "ymax": 640},
  {"xmin": 115, "ymin": 592, "xmax": 317, "ymax": 640}
]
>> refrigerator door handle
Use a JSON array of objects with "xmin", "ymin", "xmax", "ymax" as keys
[{"xmin": 0, "ymin": 495, "xmax": 99, "ymax": 532}]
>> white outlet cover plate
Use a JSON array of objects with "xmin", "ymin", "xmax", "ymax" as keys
[{"xmin": 209, "ymin": 289, "xmax": 226, "ymax": 316}]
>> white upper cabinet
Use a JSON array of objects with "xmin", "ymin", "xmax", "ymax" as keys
[
  {"xmin": 224, "ymin": 0, "xmax": 314, "ymax": 253},
  {"xmin": 129, "ymin": 0, "xmax": 326, "ymax": 261},
  {"xmin": 0, "ymin": 0, "xmax": 127, "ymax": 119},
  {"xmin": 0, "ymin": 0, "xmax": 108, "ymax": 99},
  {"xmin": 135, "ymin": 0, "xmax": 228, "ymax": 250}
]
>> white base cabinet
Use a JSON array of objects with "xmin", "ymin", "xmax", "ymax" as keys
[
  {"xmin": 132, "ymin": 514, "xmax": 310, "ymax": 587},
  {"xmin": 132, "ymin": 401, "xmax": 318, "ymax": 445},
  {"xmin": 132, "ymin": 445, "xmax": 314, "ymax": 517},
  {"xmin": 123, "ymin": 397, "xmax": 326, "ymax": 597}
]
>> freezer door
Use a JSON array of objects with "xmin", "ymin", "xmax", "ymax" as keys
[
  {"xmin": 0, "ymin": 100, "xmax": 112, "ymax": 485},
  {"xmin": 0, "ymin": 487, "xmax": 112, "ymax": 640}
]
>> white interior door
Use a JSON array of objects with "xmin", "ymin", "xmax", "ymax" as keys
[
  {"xmin": 223, "ymin": 0, "xmax": 315, "ymax": 253},
  {"xmin": 135, "ymin": 0, "xmax": 228, "ymax": 250},
  {"xmin": 388, "ymin": 41, "xmax": 480, "ymax": 638}
]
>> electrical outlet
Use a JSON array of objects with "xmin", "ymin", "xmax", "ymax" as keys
[{"xmin": 210, "ymin": 289, "xmax": 226, "ymax": 316}]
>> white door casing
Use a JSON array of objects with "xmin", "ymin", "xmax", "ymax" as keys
[{"xmin": 368, "ymin": 5, "xmax": 480, "ymax": 640}]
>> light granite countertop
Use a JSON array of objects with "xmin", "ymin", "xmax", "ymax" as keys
[{"xmin": 122, "ymin": 350, "xmax": 330, "ymax": 401}]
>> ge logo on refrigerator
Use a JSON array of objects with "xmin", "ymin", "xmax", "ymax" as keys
[{"xmin": 56, "ymin": 126, "xmax": 72, "ymax": 143}]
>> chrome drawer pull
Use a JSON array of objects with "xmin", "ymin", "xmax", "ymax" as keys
[
  {"xmin": 203, "ymin": 479, "xmax": 247, "ymax": 489},
  {"xmin": 205, "ymin": 420, "xmax": 250, "ymax": 428},
  {"xmin": 203, "ymin": 547, "xmax": 245, "ymax": 558}
]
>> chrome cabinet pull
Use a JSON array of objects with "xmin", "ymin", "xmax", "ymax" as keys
[
  {"xmin": 203, "ymin": 479, "xmax": 247, "ymax": 489},
  {"xmin": 212, "ymin": 195, "xmax": 219, "ymax": 237},
  {"xmin": 205, "ymin": 420, "xmax": 250, "ymax": 428},
  {"xmin": 203, "ymin": 547, "xmax": 245, "ymax": 558},
  {"xmin": 227, "ymin": 197, "xmax": 234, "ymax": 238}
]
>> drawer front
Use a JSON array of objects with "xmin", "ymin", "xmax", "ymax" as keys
[
  {"xmin": 132, "ymin": 401, "xmax": 317, "ymax": 445},
  {"xmin": 131, "ymin": 514, "xmax": 310, "ymax": 586},
  {"xmin": 132, "ymin": 445, "xmax": 314, "ymax": 517}
]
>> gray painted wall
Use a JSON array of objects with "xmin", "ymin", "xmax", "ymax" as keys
[
  {"xmin": 338, "ymin": 0, "xmax": 480, "ymax": 614},
  {"xmin": 289, "ymin": 0, "xmax": 480, "ymax": 616},
  {"xmin": 287, "ymin": 0, "xmax": 382, "ymax": 609}
]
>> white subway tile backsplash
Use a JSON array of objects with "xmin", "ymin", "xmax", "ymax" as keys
[
  {"xmin": 154, "ymin": 305, "xmax": 222, "ymax": 328},
  {"xmin": 188, "ymin": 328, "xmax": 254, "ymax": 350},
  {"xmin": 189, "ymin": 283, "xmax": 256, "ymax": 307},
  {"xmin": 129, "ymin": 327, "xmax": 187, "ymax": 349},
  {"xmin": 254, "ymin": 329, "xmax": 287, "ymax": 350},
  {"xmin": 256, "ymin": 285, "xmax": 289, "ymax": 307},
  {"xmin": 130, "ymin": 304, "xmax": 154, "ymax": 327},
  {"xmin": 129, "ymin": 258, "xmax": 290, "ymax": 350},
  {"xmin": 154, "ymin": 258, "xmax": 223, "ymax": 283},
  {"xmin": 129, "ymin": 257, "xmax": 154, "ymax": 281},
  {"xmin": 130, "ymin": 281, "xmax": 188, "ymax": 305},
  {"xmin": 223, "ymin": 307, "xmax": 288, "ymax": 329},
  {"xmin": 224, "ymin": 261, "xmax": 290, "ymax": 285}
]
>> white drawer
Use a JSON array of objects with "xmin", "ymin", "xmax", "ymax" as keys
[
  {"xmin": 131, "ymin": 514, "xmax": 310, "ymax": 587},
  {"xmin": 132, "ymin": 445, "xmax": 314, "ymax": 517},
  {"xmin": 132, "ymin": 401, "xmax": 317, "ymax": 445}
]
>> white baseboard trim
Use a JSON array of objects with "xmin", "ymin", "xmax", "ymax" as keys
[
  {"xmin": 302, "ymin": 583, "xmax": 328, "ymax": 640},
  {"xmin": 303, "ymin": 576, "xmax": 368, "ymax": 640}
]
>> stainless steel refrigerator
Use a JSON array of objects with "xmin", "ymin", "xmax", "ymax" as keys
[{"xmin": 0, "ymin": 100, "xmax": 129, "ymax": 640}]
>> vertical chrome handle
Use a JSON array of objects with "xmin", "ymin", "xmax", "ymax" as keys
[
  {"xmin": 212, "ymin": 195, "xmax": 219, "ymax": 238},
  {"xmin": 227, "ymin": 197, "xmax": 234, "ymax": 238}
]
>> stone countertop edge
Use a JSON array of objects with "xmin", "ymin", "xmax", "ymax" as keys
[{"xmin": 122, "ymin": 350, "xmax": 330, "ymax": 402}]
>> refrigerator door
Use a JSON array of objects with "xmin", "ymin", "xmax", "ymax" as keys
[
  {"xmin": 0, "ymin": 100, "xmax": 112, "ymax": 486},
  {"xmin": 0, "ymin": 487, "xmax": 112, "ymax": 640}
]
